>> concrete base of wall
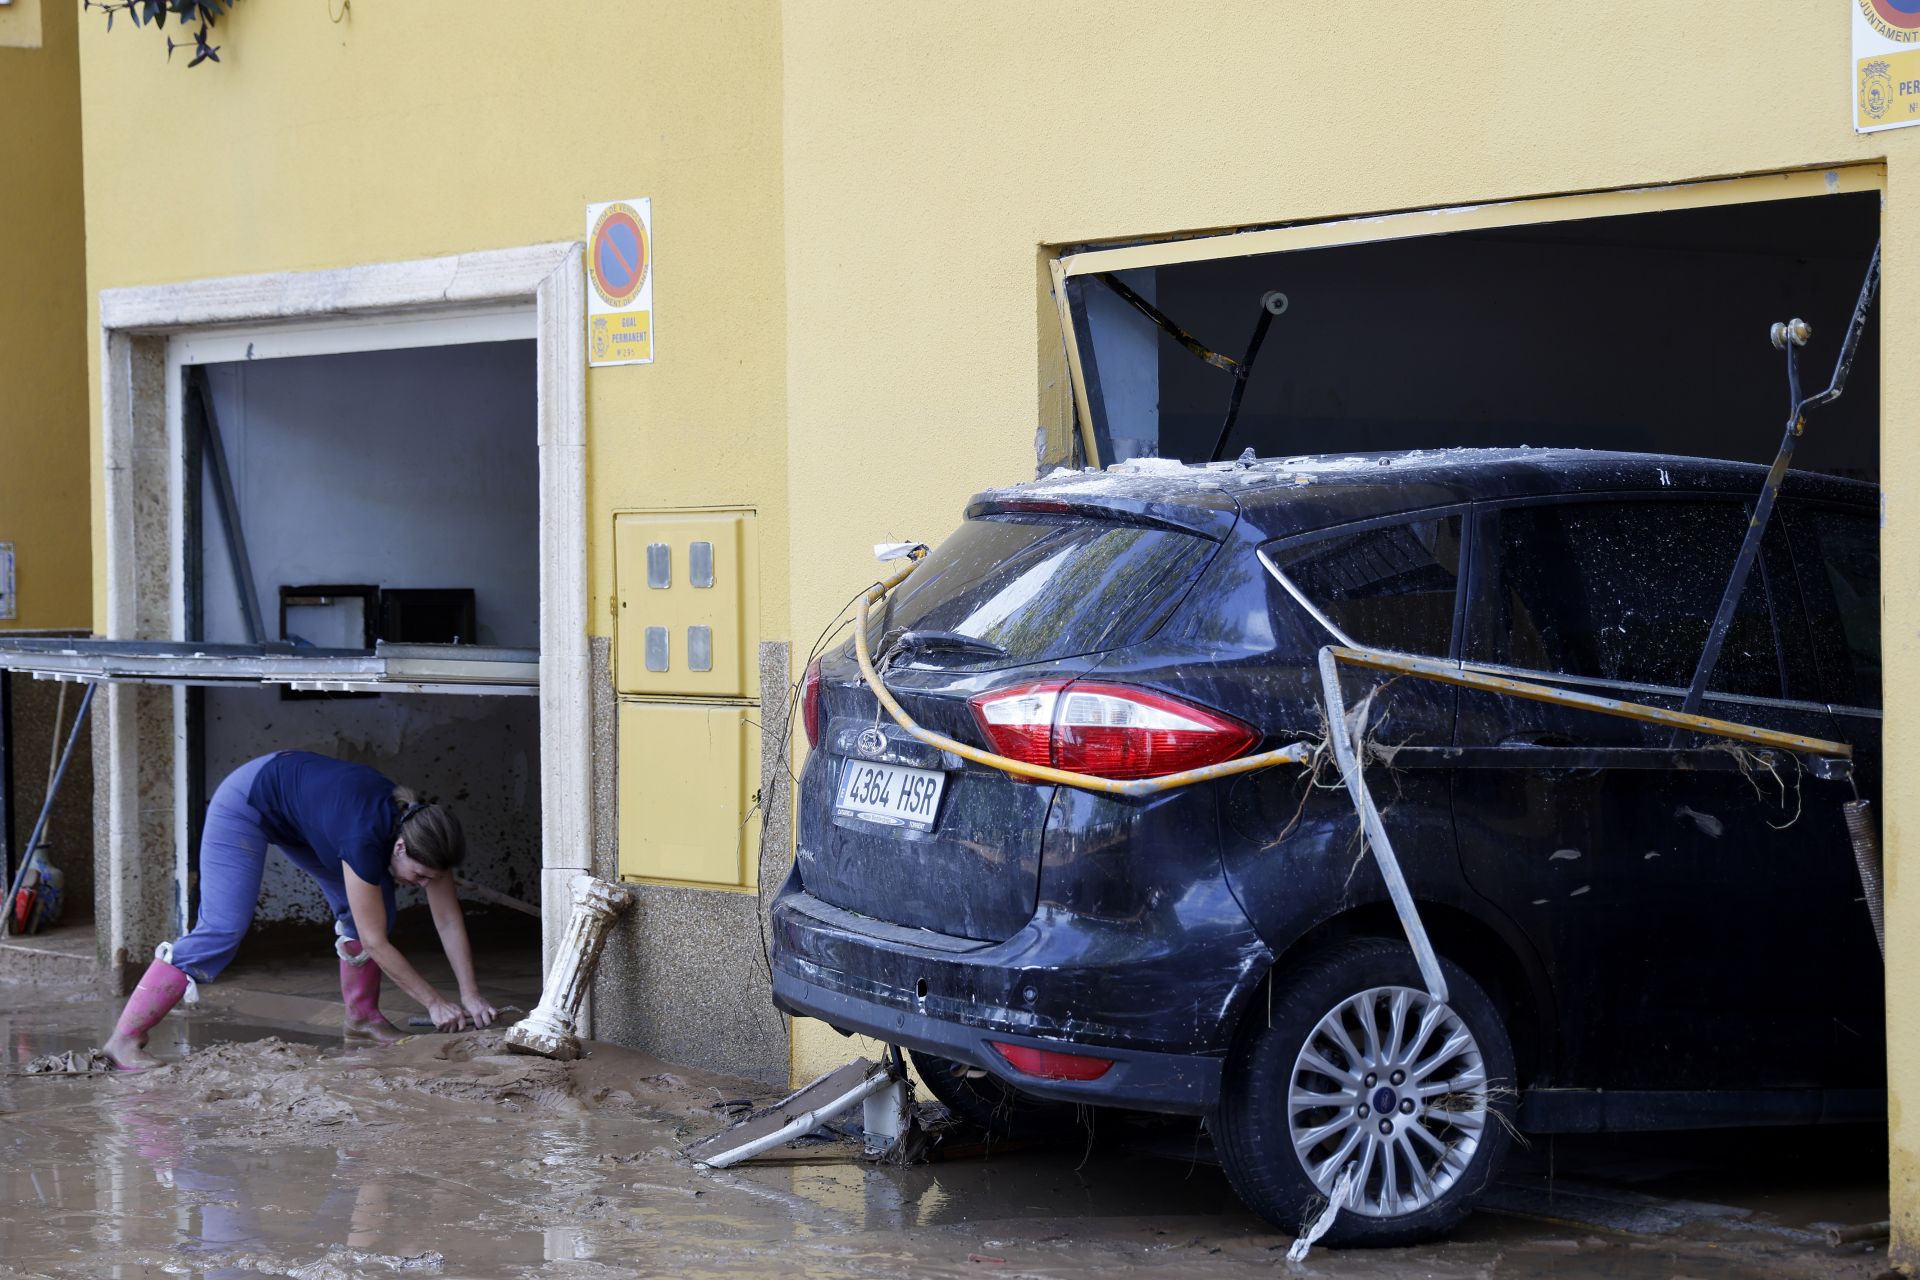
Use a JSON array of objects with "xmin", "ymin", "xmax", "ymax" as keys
[
  {"xmin": 0, "ymin": 919, "xmax": 97, "ymax": 987},
  {"xmin": 587, "ymin": 637, "xmax": 795, "ymax": 1087}
]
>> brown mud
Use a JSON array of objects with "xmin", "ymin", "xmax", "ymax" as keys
[{"xmin": 0, "ymin": 982, "xmax": 1895, "ymax": 1278}]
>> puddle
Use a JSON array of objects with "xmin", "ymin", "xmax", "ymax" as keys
[{"xmin": 0, "ymin": 986, "xmax": 1895, "ymax": 1278}]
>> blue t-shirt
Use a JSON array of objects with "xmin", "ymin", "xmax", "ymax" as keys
[{"xmin": 247, "ymin": 752, "xmax": 399, "ymax": 889}]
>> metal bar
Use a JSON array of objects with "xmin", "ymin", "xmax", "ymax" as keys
[
  {"xmin": 1805, "ymin": 240, "xmax": 1882, "ymax": 411},
  {"xmin": 1209, "ymin": 294, "xmax": 1280, "ymax": 462},
  {"xmin": 1050, "ymin": 259, "xmax": 1103, "ymax": 470},
  {"xmin": 1329, "ymin": 646, "xmax": 1851, "ymax": 760},
  {"xmin": 1093, "ymin": 273, "xmax": 1242, "ymax": 373},
  {"xmin": 278, "ymin": 681, "xmax": 538, "ymax": 696},
  {"xmin": 0, "ymin": 645, "xmax": 538, "ymax": 689},
  {"xmin": 1381, "ymin": 745, "xmax": 1793, "ymax": 772},
  {"xmin": 849, "ymin": 559, "xmax": 1848, "ymax": 800},
  {"xmin": 1678, "ymin": 241, "xmax": 1880, "ymax": 720},
  {"xmin": 184, "ymin": 377, "xmax": 205, "ymax": 644},
  {"xmin": 189, "ymin": 366, "xmax": 266, "ymax": 645},
  {"xmin": 691, "ymin": 1058, "xmax": 899, "ymax": 1170},
  {"xmin": 1318, "ymin": 647, "xmax": 1448, "ymax": 1001},
  {"xmin": 455, "ymin": 876, "xmax": 542, "ymax": 919},
  {"xmin": 0, "ymin": 682, "xmax": 94, "ymax": 938},
  {"xmin": 186, "ymin": 685, "xmax": 205, "ymax": 935},
  {"xmin": 1058, "ymin": 272, "xmax": 1109, "ymax": 469}
]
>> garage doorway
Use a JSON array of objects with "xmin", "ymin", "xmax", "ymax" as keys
[
  {"xmin": 1055, "ymin": 168, "xmax": 1881, "ymax": 482},
  {"xmin": 173, "ymin": 331, "xmax": 544, "ymax": 1001},
  {"xmin": 62, "ymin": 244, "xmax": 587, "ymax": 998}
]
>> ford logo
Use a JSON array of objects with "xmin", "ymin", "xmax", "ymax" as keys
[{"xmin": 856, "ymin": 728, "xmax": 888, "ymax": 759}]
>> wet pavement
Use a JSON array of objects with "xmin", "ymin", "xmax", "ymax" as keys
[{"xmin": 0, "ymin": 981, "xmax": 1897, "ymax": 1278}]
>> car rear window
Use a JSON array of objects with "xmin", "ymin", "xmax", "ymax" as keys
[
  {"xmin": 871, "ymin": 516, "xmax": 1215, "ymax": 664},
  {"xmin": 1265, "ymin": 515, "xmax": 1464, "ymax": 656}
]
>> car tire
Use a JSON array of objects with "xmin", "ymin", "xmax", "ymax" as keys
[
  {"xmin": 1213, "ymin": 936, "xmax": 1517, "ymax": 1247},
  {"xmin": 909, "ymin": 1048, "xmax": 1085, "ymax": 1138}
]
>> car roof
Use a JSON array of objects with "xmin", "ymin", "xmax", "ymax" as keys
[{"xmin": 968, "ymin": 448, "xmax": 1877, "ymax": 542}]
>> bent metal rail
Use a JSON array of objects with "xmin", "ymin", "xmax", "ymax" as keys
[
  {"xmin": 846, "ymin": 550, "xmax": 1854, "ymax": 1002},
  {"xmin": 847, "ymin": 552, "xmax": 1851, "ymax": 798}
]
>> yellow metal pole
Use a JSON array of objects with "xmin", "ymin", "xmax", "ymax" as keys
[
  {"xmin": 841, "ymin": 557, "xmax": 1850, "ymax": 800},
  {"xmin": 1328, "ymin": 646, "xmax": 1852, "ymax": 761}
]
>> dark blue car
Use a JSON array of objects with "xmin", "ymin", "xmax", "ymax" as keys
[{"xmin": 770, "ymin": 448, "xmax": 1882, "ymax": 1244}]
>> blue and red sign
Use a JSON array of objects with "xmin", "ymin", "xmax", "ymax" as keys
[
  {"xmin": 1863, "ymin": 0, "xmax": 1920, "ymax": 39},
  {"xmin": 590, "ymin": 203, "xmax": 649, "ymax": 308}
]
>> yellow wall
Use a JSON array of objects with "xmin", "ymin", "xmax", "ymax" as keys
[
  {"xmin": 75, "ymin": 1, "xmax": 790, "ymax": 648},
  {"xmin": 66, "ymin": 0, "xmax": 1920, "ymax": 1257},
  {"xmin": 776, "ymin": 1, "xmax": 1920, "ymax": 1256},
  {"xmin": 0, "ymin": 0, "xmax": 90, "ymax": 630}
]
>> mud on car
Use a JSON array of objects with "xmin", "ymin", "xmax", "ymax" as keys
[{"xmin": 769, "ymin": 448, "xmax": 1883, "ymax": 1246}]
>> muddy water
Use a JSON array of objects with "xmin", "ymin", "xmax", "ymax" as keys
[{"xmin": 0, "ymin": 985, "xmax": 1894, "ymax": 1279}]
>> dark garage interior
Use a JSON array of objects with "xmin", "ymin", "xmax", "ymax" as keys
[{"xmin": 1072, "ymin": 191, "xmax": 1881, "ymax": 482}]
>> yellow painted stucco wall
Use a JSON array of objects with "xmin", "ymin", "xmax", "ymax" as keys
[
  {"xmin": 74, "ymin": 1, "xmax": 790, "ymax": 651},
  {"xmin": 775, "ymin": 2, "xmax": 1920, "ymax": 1259},
  {"xmin": 61, "ymin": 0, "xmax": 1920, "ymax": 1257},
  {"xmin": 0, "ymin": 0, "xmax": 90, "ymax": 630}
]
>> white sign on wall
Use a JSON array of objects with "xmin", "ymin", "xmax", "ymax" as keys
[
  {"xmin": 0, "ymin": 542, "xmax": 14, "ymax": 620},
  {"xmin": 1854, "ymin": 0, "xmax": 1920, "ymax": 132},
  {"xmin": 586, "ymin": 198, "xmax": 655, "ymax": 367}
]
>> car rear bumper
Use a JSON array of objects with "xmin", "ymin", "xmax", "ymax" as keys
[
  {"xmin": 772, "ymin": 966, "xmax": 1223, "ymax": 1112},
  {"xmin": 768, "ymin": 877, "xmax": 1268, "ymax": 1114}
]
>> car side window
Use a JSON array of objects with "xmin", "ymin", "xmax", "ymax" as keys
[
  {"xmin": 1475, "ymin": 500, "xmax": 1781, "ymax": 699},
  {"xmin": 1266, "ymin": 514, "xmax": 1463, "ymax": 656},
  {"xmin": 1786, "ymin": 503, "xmax": 1880, "ymax": 709}
]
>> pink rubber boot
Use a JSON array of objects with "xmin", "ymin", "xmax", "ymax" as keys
[
  {"xmin": 103, "ymin": 959, "xmax": 190, "ymax": 1070},
  {"xmin": 339, "ymin": 940, "xmax": 403, "ymax": 1042}
]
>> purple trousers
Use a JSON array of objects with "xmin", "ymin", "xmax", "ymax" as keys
[{"xmin": 166, "ymin": 753, "xmax": 395, "ymax": 984}]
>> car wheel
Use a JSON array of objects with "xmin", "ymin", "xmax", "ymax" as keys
[
  {"xmin": 1213, "ymin": 937, "xmax": 1516, "ymax": 1247},
  {"xmin": 908, "ymin": 1048, "xmax": 1085, "ymax": 1138}
]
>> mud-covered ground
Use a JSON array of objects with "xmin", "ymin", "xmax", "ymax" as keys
[{"xmin": 0, "ymin": 983, "xmax": 1897, "ymax": 1279}]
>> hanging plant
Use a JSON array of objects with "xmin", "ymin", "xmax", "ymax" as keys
[{"xmin": 83, "ymin": 0, "xmax": 238, "ymax": 68}]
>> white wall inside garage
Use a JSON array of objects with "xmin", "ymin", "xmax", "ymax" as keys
[{"xmin": 198, "ymin": 340, "xmax": 539, "ymax": 649}]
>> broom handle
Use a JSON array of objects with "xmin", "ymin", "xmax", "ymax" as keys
[
  {"xmin": 44, "ymin": 683, "xmax": 65, "ymax": 809},
  {"xmin": 454, "ymin": 876, "xmax": 541, "ymax": 919}
]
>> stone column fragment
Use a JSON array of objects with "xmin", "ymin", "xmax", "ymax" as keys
[{"xmin": 505, "ymin": 874, "xmax": 633, "ymax": 1061}]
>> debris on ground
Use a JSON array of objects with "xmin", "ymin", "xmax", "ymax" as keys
[
  {"xmin": 18, "ymin": 1047, "xmax": 113, "ymax": 1075},
  {"xmin": 0, "ymin": 988, "xmax": 1895, "ymax": 1278}
]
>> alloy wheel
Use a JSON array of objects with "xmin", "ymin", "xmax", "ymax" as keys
[{"xmin": 1286, "ymin": 984, "xmax": 1491, "ymax": 1218}]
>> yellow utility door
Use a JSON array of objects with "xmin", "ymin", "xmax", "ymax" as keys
[
  {"xmin": 613, "ymin": 510, "xmax": 758, "ymax": 698},
  {"xmin": 616, "ymin": 701, "xmax": 763, "ymax": 888}
]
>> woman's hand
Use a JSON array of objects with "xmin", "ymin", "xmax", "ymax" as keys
[
  {"xmin": 425, "ymin": 998, "xmax": 468, "ymax": 1032},
  {"xmin": 461, "ymin": 992, "xmax": 498, "ymax": 1029}
]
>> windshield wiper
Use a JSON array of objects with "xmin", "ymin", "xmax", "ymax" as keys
[{"xmin": 882, "ymin": 629, "xmax": 1009, "ymax": 662}]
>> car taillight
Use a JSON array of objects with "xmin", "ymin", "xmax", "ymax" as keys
[
  {"xmin": 802, "ymin": 658, "xmax": 823, "ymax": 748},
  {"xmin": 990, "ymin": 1041, "xmax": 1114, "ymax": 1081},
  {"xmin": 968, "ymin": 681, "xmax": 1256, "ymax": 780}
]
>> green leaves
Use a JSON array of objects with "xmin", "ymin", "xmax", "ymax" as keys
[{"xmin": 84, "ymin": 0, "xmax": 238, "ymax": 67}]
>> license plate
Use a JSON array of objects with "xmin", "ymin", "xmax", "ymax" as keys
[{"xmin": 835, "ymin": 759, "xmax": 946, "ymax": 831}]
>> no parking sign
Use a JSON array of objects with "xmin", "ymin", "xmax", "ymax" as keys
[{"xmin": 587, "ymin": 198, "xmax": 654, "ymax": 366}]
